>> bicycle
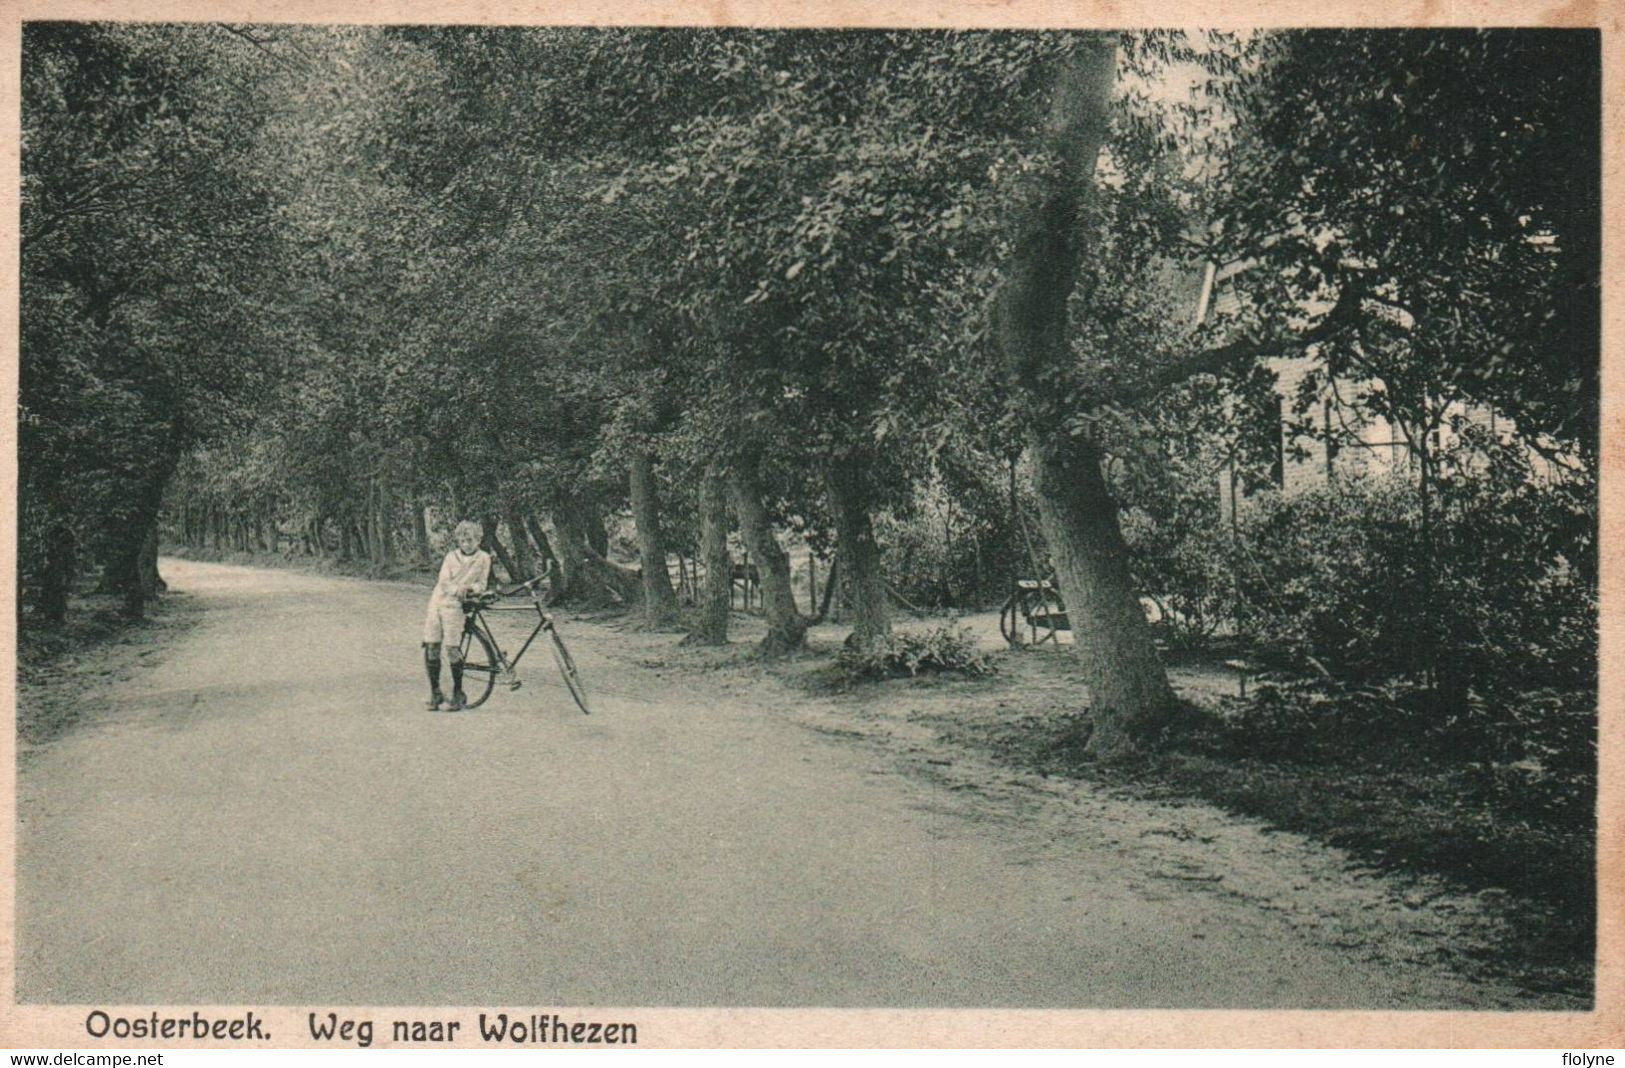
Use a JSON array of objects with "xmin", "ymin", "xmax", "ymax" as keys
[{"xmin": 456, "ymin": 575, "xmax": 590, "ymax": 714}]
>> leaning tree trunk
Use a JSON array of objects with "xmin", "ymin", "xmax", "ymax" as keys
[
  {"xmin": 993, "ymin": 35, "xmax": 1175, "ymax": 759},
  {"xmin": 825, "ymin": 455, "xmax": 890, "ymax": 650},
  {"xmin": 628, "ymin": 450, "xmax": 681, "ymax": 627},
  {"xmin": 481, "ymin": 514, "xmax": 521, "ymax": 583},
  {"xmin": 551, "ymin": 500, "xmax": 641, "ymax": 605},
  {"xmin": 730, "ymin": 459, "xmax": 806, "ymax": 656},
  {"xmin": 687, "ymin": 463, "xmax": 732, "ymax": 645},
  {"xmin": 524, "ymin": 514, "xmax": 556, "ymax": 573},
  {"xmin": 578, "ymin": 542, "xmax": 643, "ymax": 604},
  {"xmin": 501, "ymin": 502, "xmax": 535, "ymax": 582},
  {"xmin": 585, "ymin": 512, "xmax": 609, "ymax": 557}
]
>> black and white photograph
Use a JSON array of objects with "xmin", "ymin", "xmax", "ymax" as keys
[{"xmin": 5, "ymin": 3, "xmax": 1614, "ymax": 1048}]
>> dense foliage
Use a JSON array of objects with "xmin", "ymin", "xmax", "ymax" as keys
[{"xmin": 22, "ymin": 24, "xmax": 1597, "ymax": 765}]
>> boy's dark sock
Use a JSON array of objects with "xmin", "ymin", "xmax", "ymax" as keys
[
  {"xmin": 425, "ymin": 646, "xmax": 442, "ymax": 692},
  {"xmin": 450, "ymin": 661, "xmax": 464, "ymax": 693}
]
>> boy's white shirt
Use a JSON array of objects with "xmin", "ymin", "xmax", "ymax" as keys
[{"xmin": 434, "ymin": 547, "xmax": 493, "ymax": 604}]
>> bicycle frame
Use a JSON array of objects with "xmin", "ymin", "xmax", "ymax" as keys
[
  {"xmin": 456, "ymin": 574, "xmax": 589, "ymax": 714},
  {"xmin": 463, "ymin": 580, "xmax": 552, "ymax": 673}
]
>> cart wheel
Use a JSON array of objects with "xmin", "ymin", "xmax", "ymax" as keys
[
  {"xmin": 999, "ymin": 593, "xmax": 1023, "ymax": 646},
  {"xmin": 1027, "ymin": 585, "xmax": 1069, "ymax": 646}
]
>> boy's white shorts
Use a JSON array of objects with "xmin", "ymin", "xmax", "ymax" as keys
[{"xmin": 422, "ymin": 600, "xmax": 466, "ymax": 645}]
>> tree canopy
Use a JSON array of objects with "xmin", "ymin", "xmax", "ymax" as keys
[{"xmin": 21, "ymin": 24, "xmax": 1598, "ymax": 758}]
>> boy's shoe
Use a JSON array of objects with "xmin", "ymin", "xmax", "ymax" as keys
[
  {"xmin": 427, "ymin": 689, "xmax": 445, "ymax": 711},
  {"xmin": 449, "ymin": 689, "xmax": 468, "ymax": 712}
]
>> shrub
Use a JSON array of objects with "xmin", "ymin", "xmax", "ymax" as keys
[
  {"xmin": 1228, "ymin": 476, "xmax": 1423, "ymax": 680},
  {"xmin": 1231, "ymin": 459, "xmax": 1595, "ymax": 705},
  {"xmin": 1127, "ymin": 431, "xmax": 1596, "ymax": 789},
  {"xmin": 1121, "ymin": 498, "xmax": 1235, "ymax": 649},
  {"xmin": 876, "ymin": 477, "xmax": 1028, "ymax": 611},
  {"xmin": 838, "ymin": 625, "xmax": 997, "ymax": 680}
]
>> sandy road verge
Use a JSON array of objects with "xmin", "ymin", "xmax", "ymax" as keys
[{"xmin": 614, "ymin": 619, "xmax": 1584, "ymax": 1010}]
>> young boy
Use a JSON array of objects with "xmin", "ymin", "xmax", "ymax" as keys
[{"xmin": 423, "ymin": 519, "xmax": 493, "ymax": 711}]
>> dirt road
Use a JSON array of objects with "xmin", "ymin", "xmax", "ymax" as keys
[{"xmin": 16, "ymin": 559, "xmax": 1552, "ymax": 1007}]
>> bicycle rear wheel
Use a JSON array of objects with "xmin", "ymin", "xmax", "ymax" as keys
[
  {"xmin": 456, "ymin": 622, "xmax": 500, "ymax": 710},
  {"xmin": 547, "ymin": 623, "xmax": 590, "ymax": 714}
]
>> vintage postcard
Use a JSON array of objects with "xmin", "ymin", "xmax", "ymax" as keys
[{"xmin": 1, "ymin": 0, "xmax": 1619, "ymax": 1050}]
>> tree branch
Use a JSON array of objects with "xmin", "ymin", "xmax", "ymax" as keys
[
  {"xmin": 217, "ymin": 25, "xmax": 298, "ymax": 70},
  {"xmin": 1111, "ymin": 274, "xmax": 1368, "ymax": 407}
]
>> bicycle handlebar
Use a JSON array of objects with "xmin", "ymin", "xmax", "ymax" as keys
[{"xmin": 464, "ymin": 575, "xmax": 547, "ymax": 608}]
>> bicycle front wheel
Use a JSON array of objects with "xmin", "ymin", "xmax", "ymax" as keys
[
  {"xmin": 457, "ymin": 622, "xmax": 500, "ymax": 710},
  {"xmin": 547, "ymin": 623, "xmax": 590, "ymax": 714}
]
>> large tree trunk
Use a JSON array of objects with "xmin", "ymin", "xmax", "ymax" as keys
[
  {"xmin": 549, "ymin": 505, "xmax": 591, "ymax": 602},
  {"xmin": 993, "ymin": 36, "xmax": 1175, "ymax": 760},
  {"xmin": 111, "ymin": 471, "xmax": 170, "ymax": 620},
  {"xmin": 687, "ymin": 463, "xmax": 731, "ymax": 645},
  {"xmin": 1030, "ymin": 436, "xmax": 1176, "ymax": 754},
  {"xmin": 502, "ymin": 501, "xmax": 534, "ymax": 583},
  {"xmin": 729, "ymin": 458, "xmax": 806, "ymax": 656},
  {"xmin": 825, "ymin": 456, "xmax": 890, "ymax": 650},
  {"xmin": 628, "ymin": 450, "xmax": 680, "ymax": 627},
  {"xmin": 138, "ymin": 521, "xmax": 165, "ymax": 597},
  {"xmin": 37, "ymin": 522, "xmax": 77, "ymax": 626}
]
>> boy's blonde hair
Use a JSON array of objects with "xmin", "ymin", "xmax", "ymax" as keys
[{"xmin": 453, "ymin": 519, "xmax": 482, "ymax": 542}]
